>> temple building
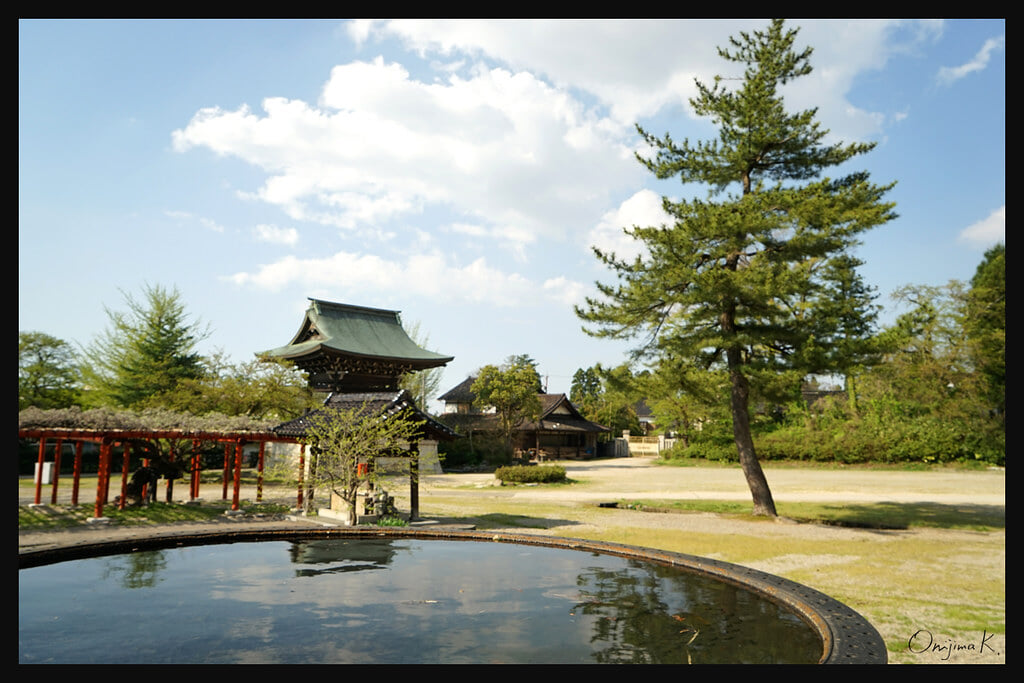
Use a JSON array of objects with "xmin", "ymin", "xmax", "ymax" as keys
[
  {"xmin": 260, "ymin": 298, "xmax": 454, "ymax": 393},
  {"xmin": 260, "ymin": 298, "xmax": 457, "ymax": 521}
]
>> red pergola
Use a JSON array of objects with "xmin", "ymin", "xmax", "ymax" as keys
[{"xmin": 18, "ymin": 428, "xmax": 302, "ymax": 520}]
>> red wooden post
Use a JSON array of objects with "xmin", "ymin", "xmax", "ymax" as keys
[
  {"xmin": 231, "ymin": 440, "xmax": 244, "ymax": 511},
  {"xmin": 50, "ymin": 439, "xmax": 63, "ymax": 505},
  {"xmin": 71, "ymin": 441, "xmax": 83, "ymax": 506},
  {"xmin": 94, "ymin": 439, "xmax": 111, "ymax": 519},
  {"xmin": 222, "ymin": 443, "xmax": 231, "ymax": 500},
  {"xmin": 190, "ymin": 440, "xmax": 201, "ymax": 501},
  {"xmin": 118, "ymin": 443, "xmax": 131, "ymax": 511},
  {"xmin": 296, "ymin": 444, "xmax": 305, "ymax": 510},
  {"xmin": 256, "ymin": 441, "xmax": 266, "ymax": 503},
  {"xmin": 33, "ymin": 437, "xmax": 46, "ymax": 505}
]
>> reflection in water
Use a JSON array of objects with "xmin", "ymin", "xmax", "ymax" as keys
[
  {"xmin": 574, "ymin": 562, "xmax": 820, "ymax": 664},
  {"xmin": 19, "ymin": 539, "xmax": 820, "ymax": 664},
  {"xmin": 102, "ymin": 550, "xmax": 168, "ymax": 590}
]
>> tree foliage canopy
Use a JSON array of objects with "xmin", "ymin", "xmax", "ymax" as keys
[
  {"xmin": 19, "ymin": 331, "xmax": 81, "ymax": 410},
  {"xmin": 302, "ymin": 402, "xmax": 422, "ymax": 522},
  {"xmin": 576, "ymin": 20, "xmax": 896, "ymax": 515},
  {"xmin": 471, "ymin": 358, "xmax": 543, "ymax": 453},
  {"xmin": 157, "ymin": 352, "xmax": 316, "ymax": 421},
  {"xmin": 80, "ymin": 284, "xmax": 209, "ymax": 409},
  {"xmin": 965, "ymin": 243, "xmax": 1005, "ymax": 419}
]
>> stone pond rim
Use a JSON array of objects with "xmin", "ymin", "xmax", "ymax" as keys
[{"xmin": 18, "ymin": 526, "xmax": 887, "ymax": 664}]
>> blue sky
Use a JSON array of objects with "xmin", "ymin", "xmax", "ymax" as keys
[{"xmin": 19, "ymin": 19, "xmax": 1004, "ymax": 409}]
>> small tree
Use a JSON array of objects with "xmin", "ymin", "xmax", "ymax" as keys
[
  {"xmin": 472, "ymin": 362, "xmax": 542, "ymax": 458},
  {"xmin": 303, "ymin": 402, "xmax": 422, "ymax": 525}
]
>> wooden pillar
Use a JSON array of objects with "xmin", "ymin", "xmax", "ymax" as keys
[
  {"xmin": 118, "ymin": 443, "xmax": 131, "ymax": 511},
  {"xmin": 256, "ymin": 441, "xmax": 266, "ymax": 503},
  {"xmin": 409, "ymin": 441, "xmax": 419, "ymax": 522},
  {"xmin": 71, "ymin": 441, "xmax": 83, "ymax": 506},
  {"xmin": 222, "ymin": 443, "xmax": 231, "ymax": 499},
  {"xmin": 33, "ymin": 437, "xmax": 46, "ymax": 505},
  {"xmin": 304, "ymin": 447, "xmax": 317, "ymax": 516},
  {"xmin": 296, "ymin": 444, "xmax": 305, "ymax": 511},
  {"xmin": 94, "ymin": 439, "xmax": 112, "ymax": 519},
  {"xmin": 190, "ymin": 440, "xmax": 201, "ymax": 501},
  {"xmin": 50, "ymin": 439, "xmax": 63, "ymax": 504},
  {"xmin": 231, "ymin": 440, "xmax": 244, "ymax": 512}
]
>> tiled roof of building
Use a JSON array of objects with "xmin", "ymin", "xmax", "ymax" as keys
[
  {"xmin": 260, "ymin": 298, "xmax": 454, "ymax": 366},
  {"xmin": 272, "ymin": 390, "xmax": 458, "ymax": 441}
]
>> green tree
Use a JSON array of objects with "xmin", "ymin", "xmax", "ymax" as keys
[
  {"xmin": 505, "ymin": 353, "xmax": 544, "ymax": 392},
  {"xmin": 866, "ymin": 282, "xmax": 985, "ymax": 420},
  {"xmin": 801, "ymin": 254, "xmax": 882, "ymax": 414},
  {"xmin": 80, "ymin": 284, "xmax": 209, "ymax": 408},
  {"xmin": 570, "ymin": 366, "xmax": 602, "ymax": 406},
  {"xmin": 965, "ymin": 243, "xmax": 1004, "ymax": 420},
  {"xmin": 577, "ymin": 20, "xmax": 896, "ymax": 515},
  {"xmin": 472, "ymin": 360, "xmax": 543, "ymax": 457},
  {"xmin": 571, "ymin": 364, "xmax": 643, "ymax": 440},
  {"xmin": 303, "ymin": 401, "xmax": 422, "ymax": 524},
  {"xmin": 19, "ymin": 331, "xmax": 82, "ymax": 409},
  {"xmin": 160, "ymin": 351, "xmax": 316, "ymax": 420}
]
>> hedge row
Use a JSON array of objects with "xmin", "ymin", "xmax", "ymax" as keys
[
  {"xmin": 666, "ymin": 415, "xmax": 1004, "ymax": 466},
  {"xmin": 494, "ymin": 465, "xmax": 567, "ymax": 484}
]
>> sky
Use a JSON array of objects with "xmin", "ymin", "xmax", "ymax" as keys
[{"xmin": 19, "ymin": 19, "xmax": 1005, "ymax": 411}]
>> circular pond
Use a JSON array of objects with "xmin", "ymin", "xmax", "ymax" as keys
[{"xmin": 18, "ymin": 530, "xmax": 885, "ymax": 664}]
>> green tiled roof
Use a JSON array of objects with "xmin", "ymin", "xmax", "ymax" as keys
[{"xmin": 260, "ymin": 299, "xmax": 453, "ymax": 367}]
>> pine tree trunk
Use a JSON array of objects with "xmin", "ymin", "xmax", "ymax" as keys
[{"xmin": 728, "ymin": 357, "xmax": 778, "ymax": 517}]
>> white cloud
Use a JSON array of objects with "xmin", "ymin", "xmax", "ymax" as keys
[
  {"xmin": 253, "ymin": 224, "xmax": 298, "ymax": 246},
  {"xmin": 173, "ymin": 56, "xmax": 637, "ymax": 250},
  {"xmin": 363, "ymin": 19, "xmax": 933, "ymax": 142},
  {"xmin": 199, "ymin": 217, "xmax": 225, "ymax": 233},
  {"xmin": 958, "ymin": 206, "xmax": 1005, "ymax": 248},
  {"xmin": 586, "ymin": 189, "xmax": 671, "ymax": 262},
  {"xmin": 937, "ymin": 35, "xmax": 1005, "ymax": 85},
  {"xmin": 164, "ymin": 210, "xmax": 224, "ymax": 233},
  {"xmin": 224, "ymin": 250, "xmax": 586, "ymax": 308}
]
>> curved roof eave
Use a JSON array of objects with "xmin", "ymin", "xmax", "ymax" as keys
[{"xmin": 258, "ymin": 298, "xmax": 453, "ymax": 367}]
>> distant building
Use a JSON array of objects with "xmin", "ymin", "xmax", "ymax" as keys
[{"xmin": 438, "ymin": 377, "xmax": 608, "ymax": 460}]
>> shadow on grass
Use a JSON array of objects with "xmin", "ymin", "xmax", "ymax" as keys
[
  {"xmin": 614, "ymin": 499, "xmax": 1004, "ymax": 532},
  {"xmin": 429, "ymin": 512, "xmax": 581, "ymax": 530},
  {"xmin": 796, "ymin": 501, "xmax": 1005, "ymax": 531}
]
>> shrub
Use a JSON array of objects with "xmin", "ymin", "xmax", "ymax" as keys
[{"xmin": 494, "ymin": 465, "xmax": 567, "ymax": 484}]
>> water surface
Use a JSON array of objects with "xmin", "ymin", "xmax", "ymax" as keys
[{"xmin": 19, "ymin": 538, "xmax": 821, "ymax": 664}]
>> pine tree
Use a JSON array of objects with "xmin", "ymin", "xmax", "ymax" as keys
[
  {"xmin": 802, "ymin": 253, "xmax": 882, "ymax": 414},
  {"xmin": 577, "ymin": 20, "xmax": 896, "ymax": 515},
  {"xmin": 81, "ymin": 284, "xmax": 209, "ymax": 408}
]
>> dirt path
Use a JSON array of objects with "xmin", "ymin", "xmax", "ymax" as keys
[{"xmin": 421, "ymin": 458, "xmax": 1006, "ymax": 506}]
